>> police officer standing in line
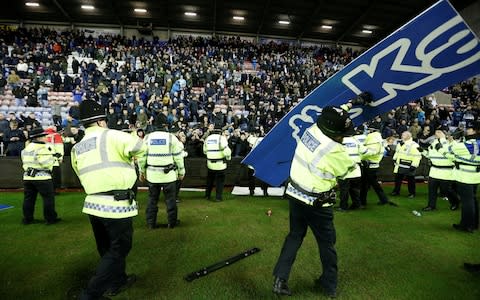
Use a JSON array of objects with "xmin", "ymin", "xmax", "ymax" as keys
[
  {"xmin": 203, "ymin": 125, "xmax": 232, "ymax": 202},
  {"xmin": 71, "ymin": 100, "xmax": 147, "ymax": 299},
  {"xmin": 272, "ymin": 104, "xmax": 357, "ymax": 298},
  {"xmin": 391, "ymin": 131, "xmax": 421, "ymax": 198},
  {"xmin": 337, "ymin": 129, "xmax": 363, "ymax": 210},
  {"xmin": 21, "ymin": 127, "xmax": 61, "ymax": 225},
  {"xmin": 359, "ymin": 126, "xmax": 395, "ymax": 206},
  {"xmin": 436, "ymin": 121, "xmax": 479, "ymax": 233},
  {"xmin": 138, "ymin": 125, "xmax": 185, "ymax": 229},
  {"xmin": 420, "ymin": 130, "xmax": 460, "ymax": 211}
]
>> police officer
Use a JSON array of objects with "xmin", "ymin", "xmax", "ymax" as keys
[
  {"xmin": 138, "ymin": 126, "xmax": 185, "ymax": 229},
  {"xmin": 71, "ymin": 100, "xmax": 147, "ymax": 299},
  {"xmin": 337, "ymin": 129, "xmax": 363, "ymax": 210},
  {"xmin": 203, "ymin": 125, "xmax": 232, "ymax": 201},
  {"xmin": 359, "ymin": 127, "xmax": 394, "ymax": 206},
  {"xmin": 391, "ymin": 131, "xmax": 421, "ymax": 198},
  {"xmin": 436, "ymin": 121, "xmax": 479, "ymax": 233},
  {"xmin": 21, "ymin": 127, "xmax": 60, "ymax": 225},
  {"xmin": 421, "ymin": 130, "xmax": 460, "ymax": 211},
  {"xmin": 272, "ymin": 105, "xmax": 356, "ymax": 298}
]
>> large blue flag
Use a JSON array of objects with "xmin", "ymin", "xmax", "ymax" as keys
[{"xmin": 242, "ymin": 0, "xmax": 480, "ymax": 186}]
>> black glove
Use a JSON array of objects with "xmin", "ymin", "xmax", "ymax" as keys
[
  {"xmin": 435, "ymin": 142, "xmax": 442, "ymax": 151},
  {"xmin": 417, "ymin": 147, "xmax": 424, "ymax": 153},
  {"xmin": 351, "ymin": 92, "xmax": 373, "ymax": 106},
  {"xmin": 409, "ymin": 166, "xmax": 416, "ymax": 171},
  {"xmin": 53, "ymin": 153, "xmax": 62, "ymax": 158}
]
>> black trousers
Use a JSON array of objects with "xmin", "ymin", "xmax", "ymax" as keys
[
  {"xmin": 23, "ymin": 179, "xmax": 57, "ymax": 222},
  {"xmin": 427, "ymin": 177, "xmax": 459, "ymax": 209},
  {"xmin": 146, "ymin": 181, "xmax": 177, "ymax": 225},
  {"xmin": 175, "ymin": 179, "xmax": 183, "ymax": 201},
  {"xmin": 360, "ymin": 167, "xmax": 389, "ymax": 205},
  {"xmin": 52, "ymin": 165, "xmax": 62, "ymax": 190},
  {"xmin": 393, "ymin": 172, "xmax": 416, "ymax": 195},
  {"xmin": 248, "ymin": 168, "xmax": 268, "ymax": 195},
  {"xmin": 206, "ymin": 169, "xmax": 225, "ymax": 200},
  {"xmin": 273, "ymin": 195, "xmax": 337, "ymax": 294},
  {"xmin": 338, "ymin": 177, "xmax": 361, "ymax": 209},
  {"xmin": 81, "ymin": 216, "xmax": 133, "ymax": 300},
  {"xmin": 456, "ymin": 183, "xmax": 479, "ymax": 230}
]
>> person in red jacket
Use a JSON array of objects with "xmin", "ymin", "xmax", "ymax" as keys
[{"xmin": 45, "ymin": 126, "xmax": 64, "ymax": 192}]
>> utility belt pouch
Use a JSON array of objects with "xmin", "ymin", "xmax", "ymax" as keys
[
  {"xmin": 26, "ymin": 168, "xmax": 37, "ymax": 177},
  {"xmin": 163, "ymin": 164, "xmax": 177, "ymax": 174},
  {"xmin": 113, "ymin": 190, "xmax": 135, "ymax": 204},
  {"xmin": 313, "ymin": 190, "xmax": 337, "ymax": 207}
]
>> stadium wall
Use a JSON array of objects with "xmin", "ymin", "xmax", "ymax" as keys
[{"xmin": 0, "ymin": 156, "xmax": 431, "ymax": 189}]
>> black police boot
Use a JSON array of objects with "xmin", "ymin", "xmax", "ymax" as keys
[
  {"xmin": 272, "ymin": 277, "xmax": 292, "ymax": 296},
  {"xmin": 104, "ymin": 274, "xmax": 137, "ymax": 297},
  {"xmin": 464, "ymin": 263, "xmax": 480, "ymax": 273}
]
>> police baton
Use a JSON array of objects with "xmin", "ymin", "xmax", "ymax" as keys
[{"xmin": 184, "ymin": 247, "xmax": 260, "ymax": 282}]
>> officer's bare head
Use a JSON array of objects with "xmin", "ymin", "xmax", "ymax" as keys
[{"xmin": 401, "ymin": 131, "xmax": 412, "ymax": 141}]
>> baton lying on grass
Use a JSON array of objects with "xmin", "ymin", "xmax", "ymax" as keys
[{"xmin": 184, "ymin": 247, "xmax": 261, "ymax": 282}]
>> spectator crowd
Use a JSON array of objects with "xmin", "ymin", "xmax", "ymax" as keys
[{"xmin": 0, "ymin": 27, "xmax": 478, "ymax": 158}]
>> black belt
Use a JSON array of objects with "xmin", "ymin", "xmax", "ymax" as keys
[
  {"xmin": 289, "ymin": 179, "xmax": 336, "ymax": 207},
  {"xmin": 454, "ymin": 162, "xmax": 480, "ymax": 171},
  {"xmin": 94, "ymin": 189, "xmax": 135, "ymax": 201},
  {"xmin": 431, "ymin": 165, "xmax": 454, "ymax": 169},
  {"xmin": 208, "ymin": 158, "xmax": 226, "ymax": 163}
]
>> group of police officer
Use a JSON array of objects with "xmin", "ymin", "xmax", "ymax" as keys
[{"xmin": 20, "ymin": 98, "xmax": 479, "ymax": 299}]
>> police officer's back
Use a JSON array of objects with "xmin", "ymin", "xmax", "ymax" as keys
[
  {"xmin": 71, "ymin": 100, "xmax": 147, "ymax": 299},
  {"xmin": 138, "ymin": 127, "xmax": 185, "ymax": 228},
  {"xmin": 203, "ymin": 126, "xmax": 232, "ymax": 201}
]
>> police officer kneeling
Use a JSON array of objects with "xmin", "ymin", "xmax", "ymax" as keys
[
  {"xmin": 71, "ymin": 100, "xmax": 147, "ymax": 299},
  {"xmin": 272, "ymin": 105, "xmax": 357, "ymax": 298},
  {"xmin": 21, "ymin": 127, "xmax": 61, "ymax": 225},
  {"xmin": 138, "ymin": 126, "xmax": 185, "ymax": 229}
]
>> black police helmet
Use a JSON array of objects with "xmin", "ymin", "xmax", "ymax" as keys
[
  {"xmin": 469, "ymin": 120, "xmax": 480, "ymax": 132},
  {"xmin": 317, "ymin": 106, "xmax": 355, "ymax": 138},
  {"xmin": 28, "ymin": 127, "xmax": 47, "ymax": 139},
  {"xmin": 79, "ymin": 100, "xmax": 106, "ymax": 125}
]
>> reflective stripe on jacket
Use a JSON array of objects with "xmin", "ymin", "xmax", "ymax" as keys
[
  {"xmin": 286, "ymin": 124, "xmax": 355, "ymax": 206},
  {"xmin": 203, "ymin": 133, "xmax": 231, "ymax": 170},
  {"xmin": 21, "ymin": 141, "xmax": 55, "ymax": 180},
  {"xmin": 71, "ymin": 126, "xmax": 147, "ymax": 218}
]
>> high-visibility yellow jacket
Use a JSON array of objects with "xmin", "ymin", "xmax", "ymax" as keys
[
  {"xmin": 71, "ymin": 126, "xmax": 147, "ymax": 219},
  {"xmin": 423, "ymin": 138, "xmax": 455, "ymax": 180},
  {"xmin": 438, "ymin": 136, "xmax": 480, "ymax": 184},
  {"xmin": 342, "ymin": 135, "xmax": 362, "ymax": 178},
  {"xmin": 138, "ymin": 131, "xmax": 185, "ymax": 183},
  {"xmin": 203, "ymin": 133, "xmax": 231, "ymax": 171},
  {"xmin": 21, "ymin": 141, "xmax": 56, "ymax": 180},
  {"xmin": 393, "ymin": 139, "xmax": 421, "ymax": 173},
  {"xmin": 286, "ymin": 124, "xmax": 355, "ymax": 206},
  {"xmin": 359, "ymin": 131, "xmax": 384, "ymax": 168}
]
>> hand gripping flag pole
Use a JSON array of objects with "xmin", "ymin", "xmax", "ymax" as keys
[{"xmin": 184, "ymin": 247, "xmax": 261, "ymax": 282}]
